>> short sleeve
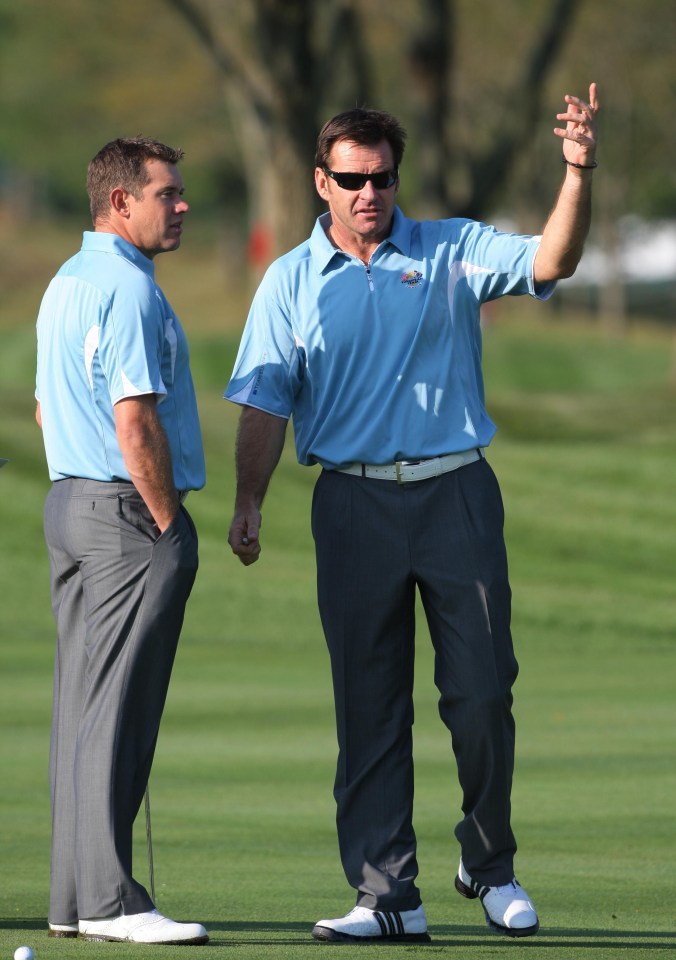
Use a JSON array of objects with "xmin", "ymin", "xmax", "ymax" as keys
[
  {"xmin": 98, "ymin": 271, "xmax": 167, "ymax": 404},
  {"xmin": 225, "ymin": 265, "xmax": 299, "ymax": 418}
]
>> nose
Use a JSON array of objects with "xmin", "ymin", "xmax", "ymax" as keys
[
  {"xmin": 358, "ymin": 179, "xmax": 378, "ymax": 201},
  {"xmin": 176, "ymin": 198, "xmax": 189, "ymax": 214}
]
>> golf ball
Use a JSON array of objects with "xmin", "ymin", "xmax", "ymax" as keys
[{"xmin": 14, "ymin": 948, "xmax": 34, "ymax": 960}]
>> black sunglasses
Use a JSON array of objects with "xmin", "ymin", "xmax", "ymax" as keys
[{"xmin": 323, "ymin": 167, "xmax": 398, "ymax": 191}]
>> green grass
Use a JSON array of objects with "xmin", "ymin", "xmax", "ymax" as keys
[{"xmin": 1, "ymin": 242, "xmax": 675, "ymax": 958}]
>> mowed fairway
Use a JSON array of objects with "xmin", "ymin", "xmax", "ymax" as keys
[{"xmin": 1, "ymin": 245, "xmax": 675, "ymax": 960}]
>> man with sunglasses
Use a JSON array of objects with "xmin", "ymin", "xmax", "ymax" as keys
[{"xmin": 225, "ymin": 87, "xmax": 599, "ymax": 943}]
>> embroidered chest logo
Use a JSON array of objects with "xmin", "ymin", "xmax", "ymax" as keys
[{"xmin": 400, "ymin": 270, "xmax": 423, "ymax": 288}]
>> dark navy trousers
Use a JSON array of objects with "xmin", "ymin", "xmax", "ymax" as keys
[{"xmin": 311, "ymin": 458, "xmax": 518, "ymax": 910}]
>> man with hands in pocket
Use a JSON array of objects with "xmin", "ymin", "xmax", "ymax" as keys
[{"xmin": 35, "ymin": 137, "xmax": 207, "ymax": 945}]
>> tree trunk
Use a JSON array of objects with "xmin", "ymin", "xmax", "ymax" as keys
[
  {"xmin": 405, "ymin": 0, "xmax": 582, "ymax": 220},
  {"xmin": 163, "ymin": 0, "xmax": 368, "ymax": 268},
  {"xmin": 407, "ymin": 0, "xmax": 453, "ymax": 218}
]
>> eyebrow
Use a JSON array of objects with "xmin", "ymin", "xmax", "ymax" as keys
[{"xmin": 155, "ymin": 184, "xmax": 185, "ymax": 194}]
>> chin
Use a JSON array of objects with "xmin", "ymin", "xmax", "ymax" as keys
[{"xmin": 162, "ymin": 238, "xmax": 182, "ymax": 254}]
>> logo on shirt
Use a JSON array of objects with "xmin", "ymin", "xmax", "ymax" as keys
[{"xmin": 401, "ymin": 270, "xmax": 423, "ymax": 288}]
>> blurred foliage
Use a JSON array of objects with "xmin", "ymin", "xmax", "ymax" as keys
[
  {"xmin": 0, "ymin": 0, "xmax": 243, "ymax": 221},
  {"xmin": 0, "ymin": 0, "xmax": 674, "ymax": 230}
]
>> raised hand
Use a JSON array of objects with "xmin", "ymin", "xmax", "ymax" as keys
[{"xmin": 554, "ymin": 82, "xmax": 599, "ymax": 168}]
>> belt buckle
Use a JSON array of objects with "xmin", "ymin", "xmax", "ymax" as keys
[{"xmin": 396, "ymin": 459, "xmax": 423, "ymax": 483}]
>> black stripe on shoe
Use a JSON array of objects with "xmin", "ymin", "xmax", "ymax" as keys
[
  {"xmin": 455, "ymin": 871, "xmax": 491, "ymax": 902},
  {"xmin": 312, "ymin": 910, "xmax": 430, "ymax": 944},
  {"xmin": 374, "ymin": 912, "xmax": 403, "ymax": 937}
]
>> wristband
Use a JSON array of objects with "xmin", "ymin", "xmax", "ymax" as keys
[{"xmin": 562, "ymin": 156, "xmax": 598, "ymax": 170}]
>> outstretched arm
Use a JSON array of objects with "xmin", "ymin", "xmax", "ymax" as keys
[
  {"xmin": 534, "ymin": 82, "xmax": 599, "ymax": 283},
  {"xmin": 227, "ymin": 405, "xmax": 288, "ymax": 566}
]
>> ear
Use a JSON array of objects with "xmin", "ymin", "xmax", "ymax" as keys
[
  {"xmin": 110, "ymin": 187, "xmax": 131, "ymax": 218},
  {"xmin": 315, "ymin": 166, "xmax": 330, "ymax": 202}
]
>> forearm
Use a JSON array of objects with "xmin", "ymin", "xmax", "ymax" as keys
[
  {"xmin": 228, "ymin": 405, "xmax": 288, "ymax": 564},
  {"xmin": 125, "ymin": 435, "xmax": 178, "ymax": 533},
  {"xmin": 115, "ymin": 396, "xmax": 178, "ymax": 532},
  {"xmin": 534, "ymin": 167, "xmax": 593, "ymax": 282},
  {"xmin": 234, "ymin": 406, "xmax": 287, "ymax": 512},
  {"xmin": 534, "ymin": 82, "xmax": 599, "ymax": 284}
]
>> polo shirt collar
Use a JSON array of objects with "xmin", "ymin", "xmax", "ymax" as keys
[
  {"xmin": 309, "ymin": 214, "xmax": 341, "ymax": 273},
  {"xmin": 387, "ymin": 206, "xmax": 413, "ymax": 256},
  {"xmin": 310, "ymin": 206, "xmax": 413, "ymax": 273},
  {"xmin": 82, "ymin": 231, "xmax": 155, "ymax": 279}
]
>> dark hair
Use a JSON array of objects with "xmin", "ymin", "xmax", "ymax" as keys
[
  {"xmin": 315, "ymin": 108, "xmax": 407, "ymax": 170},
  {"xmin": 86, "ymin": 137, "xmax": 185, "ymax": 224}
]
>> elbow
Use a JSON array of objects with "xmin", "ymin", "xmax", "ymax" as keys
[
  {"xmin": 535, "ymin": 254, "xmax": 582, "ymax": 284},
  {"xmin": 558, "ymin": 249, "xmax": 585, "ymax": 279},
  {"xmin": 555, "ymin": 262, "xmax": 578, "ymax": 281}
]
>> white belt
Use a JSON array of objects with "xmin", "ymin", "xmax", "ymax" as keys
[{"xmin": 336, "ymin": 449, "xmax": 484, "ymax": 484}]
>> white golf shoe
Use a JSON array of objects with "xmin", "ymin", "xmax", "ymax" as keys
[
  {"xmin": 312, "ymin": 903, "xmax": 430, "ymax": 942},
  {"xmin": 455, "ymin": 859, "xmax": 539, "ymax": 937},
  {"xmin": 48, "ymin": 922, "xmax": 78, "ymax": 938},
  {"xmin": 79, "ymin": 909, "xmax": 208, "ymax": 944}
]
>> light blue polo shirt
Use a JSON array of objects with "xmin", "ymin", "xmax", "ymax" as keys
[
  {"xmin": 36, "ymin": 231, "xmax": 205, "ymax": 490},
  {"xmin": 225, "ymin": 207, "xmax": 554, "ymax": 470}
]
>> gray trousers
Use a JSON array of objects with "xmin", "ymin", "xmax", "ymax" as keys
[
  {"xmin": 43, "ymin": 479, "xmax": 198, "ymax": 924},
  {"xmin": 311, "ymin": 458, "xmax": 519, "ymax": 911}
]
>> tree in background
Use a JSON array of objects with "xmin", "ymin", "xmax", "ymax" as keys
[
  {"xmin": 407, "ymin": 0, "xmax": 582, "ymax": 219},
  {"xmin": 163, "ymin": 0, "xmax": 372, "ymax": 262},
  {"xmin": 1, "ymin": 0, "xmax": 674, "ymax": 299},
  {"xmin": 163, "ymin": 0, "xmax": 583, "ymax": 260}
]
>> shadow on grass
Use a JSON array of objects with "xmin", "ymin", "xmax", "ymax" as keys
[
  {"xmin": 427, "ymin": 926, "xmax": 676, "ymax": 951},
  {"xmin": 3, "ymin": 918, "xmax": 676, "ymax": 950}
]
